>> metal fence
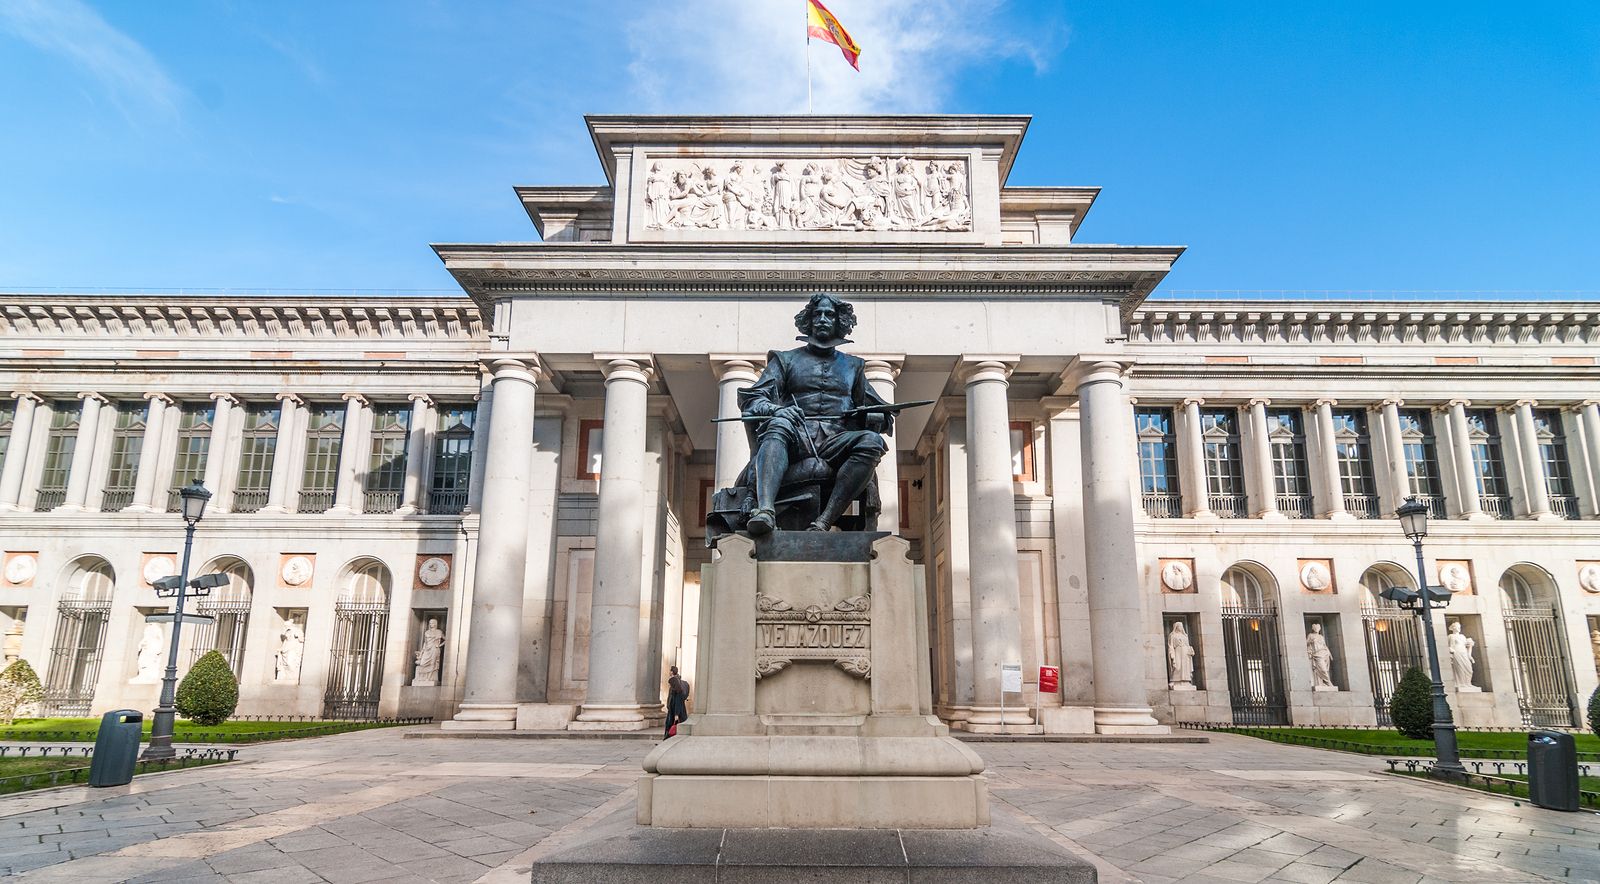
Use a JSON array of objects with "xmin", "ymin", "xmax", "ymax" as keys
[{"xmin": 1220, "ymin": 605, "xmax": 1288, "ymax": 725}]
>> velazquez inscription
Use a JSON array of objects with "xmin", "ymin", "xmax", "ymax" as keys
[{"xmin": 755, "ymin": 593, "xmax": 871, "ymax": 680}]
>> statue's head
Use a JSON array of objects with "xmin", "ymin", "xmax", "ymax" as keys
[{"xmin": 794, "ymin": 293, "xmax": 857, "ymax": 343}]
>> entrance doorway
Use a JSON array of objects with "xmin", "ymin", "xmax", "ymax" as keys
[
  {"xmin": 1359, "ymin": 564, "xmax": 1423, "ymax": 725},
  {"xmin": 1499, "ymin": 566, "xmax": 1578, "ymax": 728},
  {"xmin": 1219, "ymin": 564, "xmax": 1288, "ymax": 725},
  {"xmin": 323, "ymin": 560, "xmax": 391, "ymax": 720}
]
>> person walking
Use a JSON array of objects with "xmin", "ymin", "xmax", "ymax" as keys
[{"xmin": 664, "ymin": 666, "xmax": 689, "ymax": 738}]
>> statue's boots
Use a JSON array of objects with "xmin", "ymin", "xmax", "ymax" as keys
[{"xmin": 809, "ymin": 455, "xmax": 876, "ymax": 531}]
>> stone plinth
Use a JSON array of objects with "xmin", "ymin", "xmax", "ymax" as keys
[{"xmin": 639, "ymin": 533, "xmax": 989, "ymax": 829}]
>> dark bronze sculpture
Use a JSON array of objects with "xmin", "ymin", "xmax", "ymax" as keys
[{"xmin": 707, "ymin": 294, "xmax": 925, "ymax": 542}]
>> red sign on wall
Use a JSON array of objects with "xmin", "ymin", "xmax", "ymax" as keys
[{"xmin": 1038, "ymin": 665, "xmax": 1059, "ymax": 694}]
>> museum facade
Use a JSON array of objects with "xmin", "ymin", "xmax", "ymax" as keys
[{"xmin": 2, "ymin": 115, "xmax": 1597, "ymax": 733}]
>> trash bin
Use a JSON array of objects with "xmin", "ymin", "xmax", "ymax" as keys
[
  {"xmin": 1527, "ymin": 730, "xmax": 1579, "ymax": 812},
  {"xmin": 89, "ymin": 710, "xmax": 144, "ymax": 787}
]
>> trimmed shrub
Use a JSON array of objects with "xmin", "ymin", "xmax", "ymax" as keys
[
  {"xmin": 1390, "ymin": 666, "xmax": 1434, "ymax": 740},
  {"xmin": 176, "ymin": 650, "xmax": 239, "ymax": 726},
  {"xmin": 1588, "ymin": 685, "xmax": 1599, "ymax": 737},
  {"xmin": 0, "ymin": 659, "xmax": 45, "ymax": 725}
]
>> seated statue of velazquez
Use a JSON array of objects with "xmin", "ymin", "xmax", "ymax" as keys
[{"xmin": 707, "ymin": 294, "xmax": 891, "ymax": 542}]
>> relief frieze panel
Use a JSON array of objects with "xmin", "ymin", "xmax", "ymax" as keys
[
  {"xmin": 755, "ymin": 592, "xmax": 872, "ymax": 680},
  {"xmin": 641, "ymin": 157, "xmax": 971, "ymax": 233}
]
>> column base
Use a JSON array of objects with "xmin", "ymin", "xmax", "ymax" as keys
[
  {"xmin": 1532, "ymin": 512, "xmax": 1564, "ymax": 522},
  {"xmin": 570, "ymin": 703, "xmax": 660, "ymax": 731},
  {"xmin": 1258, "ymin": 510, "xmax": 1287, "ymax": 522},
  {"xmin": 1094, "ymin": 706, "xmax": 1169, "ymax": 735},
  {"xmin": 1325, "ymin": 512, "xmax": 1356, "ymax": 522},
  {"xmin": 440, "ymin": 702, "xmax": 518, "ymax": 731},
  {"xmin": 516, "ymin": 703, "xmax": 579, "ymax": 730},
  {"xmin": 54, "ymin": 504, "xmax": 84, "ymax": 513},
  {"xmin": 1461, "ymin": 512, "xmax": 1493, "ymax": 522},
  {"xmin": 256, "ymin": 505, "xmax": 286, "ymax": 514},
  {"xmin": 958, "ymin": 706, "xmax": 1042, "ymax": 735},
  {"xmin": 395, "ymin": 504, "xmax": 419, "ymax": 515}
]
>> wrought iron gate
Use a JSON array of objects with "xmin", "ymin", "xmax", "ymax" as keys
[
  {"xmin": 1361, "ymin": 607, "xmax": 1423, "ymax": 725},
  {"xmin": 189, "ymin": 601, "xmax": 251, "ymax": 677},
  {"xmin": 1502, "ymin": 604, "xmax": 1578, "ymax": 728},
  {"xmin": 322, "ymin": 602, "xmax": 388, "ymax": 719},
  {"xmin": 42, "ymin": 600, "xmax": 111, "ymax": 716},
  {"xmin": 1220, "ymin": 605, "xmax": 1288, "ymax": 725}
]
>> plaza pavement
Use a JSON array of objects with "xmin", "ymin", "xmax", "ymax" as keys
[{"xmin": 1, "ymin": 727, "xmax": 1596, "ymax": 883}]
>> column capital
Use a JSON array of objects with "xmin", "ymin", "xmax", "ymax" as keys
[
  {"xmin": 1060, "ymin": 358, "xmax": 1128, "ymax": 392},
  {"xmin": 1378, "ymin": 398, "xmax": 1403, "ymax": 409},
  {"xmin": 1248, "ymin": 397, "xmax": 1271, "ymax": 408},
  {"xmin": 958, "ymin": 355, "xmax": 1018, "ymax": 385},
  {"xmin": 209, "ymin": 392, "xmax": 240, "ymax": 407},
  {"xmin": 408, "ymin": 393, "xmax": 434, "ymax": 405},
  {"xmin": 1447, "ymin": 398, "xmax": 1471, "ymax": 409},
  {"xmin": 1313, "ymin": 398, "xmax": 1338, "ymax": 409},
  {"xmin": 76, "ymin": 392, "xmax": 108, "ymax": 405},
  {"xmin": 1180, "ymin": 397, "xmax": 1205, "ymax": 409},
  {"xmin": 1514, "ymin": 398, "xmax": 1538, "ymax": 409},
  {"xmin": 860, "ymin": 356, "xmax": 904, "ymax": 383},
  {"xmin": 1580, "ymin": 400, "xmax": 1600, "ymax": 410},
  {"xmin": 341, "ymin": 392, "xmax": 369, "ymax": 406},
  {"xmin": 595, "ymin": 354, "xmax": 654, "ymax": 385},
  {"xmin": 10, "ymin": 391, "xmax": 41, "ymax": 405},
  {"xmin": 274, "ymin": 392, "xmax": 302, "ymax": 407},
  {"xmin": 481, "ymin": 354, "xmax": 544, "ymax": 385},
  {"xmin": 709, "ymin": 355, "xmax": 763, "ymax": 383}
]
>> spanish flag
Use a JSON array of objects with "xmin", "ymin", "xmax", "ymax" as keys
[{"xmin": 807, "ymin": 0, "xmax": 861, "ymax": 71}]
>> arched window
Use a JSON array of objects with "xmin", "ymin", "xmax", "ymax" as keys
[
  {"xmin": 43, "ymin": 557, "xmax": 115, "ymax": 715},
  {"xmin": 1498, "ymin": 565, "xmax": 1576, "ymax": 727},
  {"xmin": 324, "ymin": 559, "xmax": 392, "ymax": 720},
  {"xmin": 1358, "ymin": 563, "xmax": 1424, "ymax": 724},
  {"xmin": 1218, "ymin": 563, "xmax": 1287, "ymax": 724},
  {"xmin": 192, "ymin": 558, "xmax": 253, "ymax": 676}
]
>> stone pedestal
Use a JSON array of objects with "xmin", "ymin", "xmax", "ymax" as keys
[{"xmin": 639, "ymin": 533, "xmax": 989, "ymax": 829}]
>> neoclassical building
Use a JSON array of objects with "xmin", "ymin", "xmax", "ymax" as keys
[{"xmin": 2, "ymin": 115, "xmax": 1597, "ymax": 733}]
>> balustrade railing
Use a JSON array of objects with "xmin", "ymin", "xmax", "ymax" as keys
[
  {"xmin": 99, "ymin": 489, "xmax": 133, "ymax": 511},
  {"xmin": 1550, "ymin": 495, "xmax": 1579, "ymax": 520},
  {"xmin": 297, "ymin": 490, "xmax": 335, "ymax": 514},
  {"xmin": 363, "ymin": 490, "xmax": 401, "ymax": 514},
  {"xmin": 1208, "ymin": 493, "xmax": 1248, "ymax": 519},
  {"xmin": 1414, "ymin": 494, "xmax": 1445, "ymax": 519},
  {"xmin": 34, "ymin": 489, "xmax": 66, "ymax": 512},
  {"xmin": 1343, "ymin": 494, "xmax": 1379, "ymax": 519},
  {"xmin": 427, "ymin": 490, "xmax": 468, "ymax": 515},
  {"xmin": 1276, "ymin": 494, "xmax": 1312, "ymax": 519},
  {"xmin": 1141, "ymin": 492, "xmax": 1182, "ymax": 518},
  {"xmin": 232, "ymin": 489, "xmax": 269, "ymax": 513},
  {"xmin": 1481, "ymin": 495, "xmax": 1512, "ymax": 520}
]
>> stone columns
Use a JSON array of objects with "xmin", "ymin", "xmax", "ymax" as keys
[
  {"xmin": 1581, "ymin": 402, "xmax": 1600, "ymax": 515},
  {"xmin": 960, "ymin": 357, "xmax": 1033, "ymax": 731},
  {"xmin": 1379, "ymin": 399, "xmax": 1409, "ymax": 514},
  {"xmin": 1074, "ymin": 361, "xmax": 1164, "ymax": 733},
  {"xmin": 445, "ymin": 357, "xmax": 541, "ymax": 730},
  {"xmin": 574, "ymin": 356, "xmax": 655, "ymax": 730},
  {"xmin": 1514, "ymin": 400, "xmax": 1554, "ymax": 519},
  {"xmin": 1447, "ymin": 399, "xmax": 1484, "ymax": 518},
  {"xmin": 1247, "ymin": 398, "xmax": 1279, "ymax": 518},
  {"xmin": 329, "ymin": 394, "xmax": 369, "ymax": 514},
  {"xmin": 58, "ymin": 393, "xmax": 107, "ymax": 512},
  {"xmin": 864, "ymin": 357, "xmax": 903, "ymax": 533},
  {"xmin": 261, "ymin": 394, "xmax": 301, "ymax": 513},
  {"xmin": 203, "ymin": 394, "xmax": 237, "ymax": 510},
  {"xmin": 1178, "ymin": 398, "xmax": 1211, "ymax": 517},
  {"xmin": 710, "ymin": 356, "xmax": 761, "ymax": 490},
  {"xmin": 1313, "ymin": 399, "xmax": 1348, "ymax": 519},
  {"xmin": 465, "ymin": 376, "xmax": 493, "ymax": 515},
  {"xmin": 0, "ymin": 394, "xmax": 42, "ymax": 511},
  {"xmin": 398, "ymin": 394, "xmax": 433, "ymax": 514}
]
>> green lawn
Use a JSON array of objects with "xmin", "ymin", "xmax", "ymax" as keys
[
  {"xmin": 1225, "ymin": 727, "xmax": 1600, "ymax": 759},
  {"xmin": 0, "ymin": 755, "xmax": 229, "ymax": 795},
  {"xmin": 0, "ymin": 718, "xmax": 411, "ymax": 743}
]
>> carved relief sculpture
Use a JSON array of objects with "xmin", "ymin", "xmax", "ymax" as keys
[
  {"xmin": 5, "ymin": 553, "xmax": 38, "ymax": 586},
  {"xmin": 412, "ymin": 618, "xmax": 445, "ymax": 687},
  {"xmin": 643, "ymin": 157, "xmax": 973, "ymax": 232},
  {"xmin": 1579, "ymin": 563, "xmax": 1600, "ymax": 594},
  {"xmin": 1306, "ymin": 623, "xmax": 1336, "ymax": 690},
  {"xmin": 754, "ymin": 592, "xmax": 872, "ymax": 680},
  {"xmin": 130, "ymin": 623, "xmax": 165, "ymax": 684},
  {"xmin": 1160, "ymin": 560, "xmax": 1194, "ymax": 592},
  {"xmin": 275, "ymin": 615, "xmax": 305, "ymax": 683},
  {"xmin": 1167, "ymin": 622, "xmax": 1196, "ymax": 690},
  {"xmin": 1447, "ymin": 621, "xmax": 1479, "ymax": 691}
]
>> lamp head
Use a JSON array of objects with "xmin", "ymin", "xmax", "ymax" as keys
[
  {"xmin": 191, "ymin": 572, "xmax": 230, "ymax": 593},
  {"xmin": 179, "ymin": 482, "xmax": 212, "ymax": 523},
  {"xmin": 1396, "ymin": 497, "xmax": 1429, "ymax": 541},
  {"xmin": 152, "ymin": 575, "xmax": 183, "ymax": 596}
]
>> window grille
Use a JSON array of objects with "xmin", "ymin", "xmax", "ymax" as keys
[
  {"xmin": 100, "ymin": 404, "xmax": 145, "ymax": 511},
  {"xmin": 36, "ymin": 401, "xmax": 80, "ymax": 512},
  {"xmin": 1332, "ymin": 409, "xmax": 1377, "ymax": 518},
  {"xmin": 1397, "ymin": 409, "xmax": 1444, "ymax": 517},
  {"xmin": 1200, "ymin": 408, "xmax": 1246, "ymax": 517},
  {"xmin": 1359, "ymin": 569, "xmax": 1424, "ymax": 725},
  {"xmin": 189, "ymin": 567, "xmax": 252, "ymax": 676},
  {"xmin": 232, "ymin": 404, "xmax": 280, "ymax": 513},
  {"xmin": 428, "ymin": 406, "xmax": 475, "ymax": 514},
  {"xmin": 364, "ymin": 404, "xmax": 410, "ymax": 513},
  {"xmin": 1266, "ymin": 408, "xmax": 1311, "ymax": 517},
  {"xmin": 1533, "ymin": 409, "xmax": 1578, "ymax": 519},
  {"xmin": 1135, "ymin": 407, "xmax": 1180, "ymax": 517},
  {"xmin": 298, "ymin": 404, "xmax": 344, "ymax": 513},
  {"xmin": 1499, "ymin": 570, "xmax": 1579, "ymax": 728},
  {"xmin": 41, "ymin": 562, "xmax": 114, "ymax": 716},
  {"xmin": 166, "ymin": 402, "xmax": 215, "ymax": 511},
  {"xmin": 1219, "ymin": 567, "xmax": 1287, "ymax": 725},
  {"xmin": 1465, "ymin": 409, "xmax": 1510, "ymax": 519}
]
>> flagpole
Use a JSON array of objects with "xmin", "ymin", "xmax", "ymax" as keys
[{"xmin": 805, "ymin": 0, "xmax": 813, "ymax": 113}]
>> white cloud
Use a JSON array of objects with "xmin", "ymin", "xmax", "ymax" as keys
[
  {"xmin": 0, "ymin": 0, "xmax": 181, "ymax": 120},
  {"xmin": 624, "ymin": 0, "xmax": 1064, "ymax": 114}
]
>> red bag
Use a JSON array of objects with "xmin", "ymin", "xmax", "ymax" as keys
[{"xmin": 667, "ymin": 723, "xmax": 678, "ymax": 737}]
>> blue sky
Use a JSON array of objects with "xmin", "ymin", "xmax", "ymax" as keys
[{"xmin": 1, "ymin": 1, "xmax": 1597, "ymax": 298}]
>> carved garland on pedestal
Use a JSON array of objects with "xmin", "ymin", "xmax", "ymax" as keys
[{"xmin": 755, "ymin": 592, "xmax": 872, "ymax": 680}]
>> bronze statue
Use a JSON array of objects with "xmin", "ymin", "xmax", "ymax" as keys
[{"xmin": 708, "ymin": 294, "xmax": 922, "ymax": 541}]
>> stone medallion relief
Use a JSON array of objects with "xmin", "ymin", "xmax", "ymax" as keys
[
  {"xmin": 641, "ymin": 156, "xmax": 972, "ymax": 232},
  {"xmin": 3, "ymin": 552, "xmax": 38, "ymax": 587},
  {"xmin": 1578, "ymin": 561, "xmax": 1600, "ymax": 594}
]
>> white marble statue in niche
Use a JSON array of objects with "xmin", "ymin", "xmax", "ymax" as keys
[
  {"xmin": 1167, "ymin": 621, "xmax": 1196, "ymax": 690},
  {"xmin": 1305, "ymin": 623, "xmax": 1337, "ymax": 691},
  {"xmin": 275, "ymin": 615, "xmax": 305, "ymax": 683},
  {"xmin": 1447, "ymin": 621, "xmax": 1479, "ymax": 691},
  {"xmin": 412, "ymin": 618, "xmax": 444, "ymax": 687},
  {"xmin": 643, "ymin": 156, "xmax": 973, "ymax": 233},
  {"xmin": 130, "ymin": 623, "xmax": 165, "ymax": 684}
]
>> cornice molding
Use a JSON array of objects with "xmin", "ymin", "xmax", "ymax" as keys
[
  {"xmin": 0, "ymin": 296, "xmax": 484, "ymax": 341},
  {"xmin": 1129, "ymin": 303, "xmax": 1600, "ymax": 347}
]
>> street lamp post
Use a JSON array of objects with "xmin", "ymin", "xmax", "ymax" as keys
[
  {"xmin": 141, "ymin": 482, "xmax": 224, "ymax": 761},
  {"xmin": 1394, "ymin": 497, "xmax": 1467, "ymax": 778}
]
